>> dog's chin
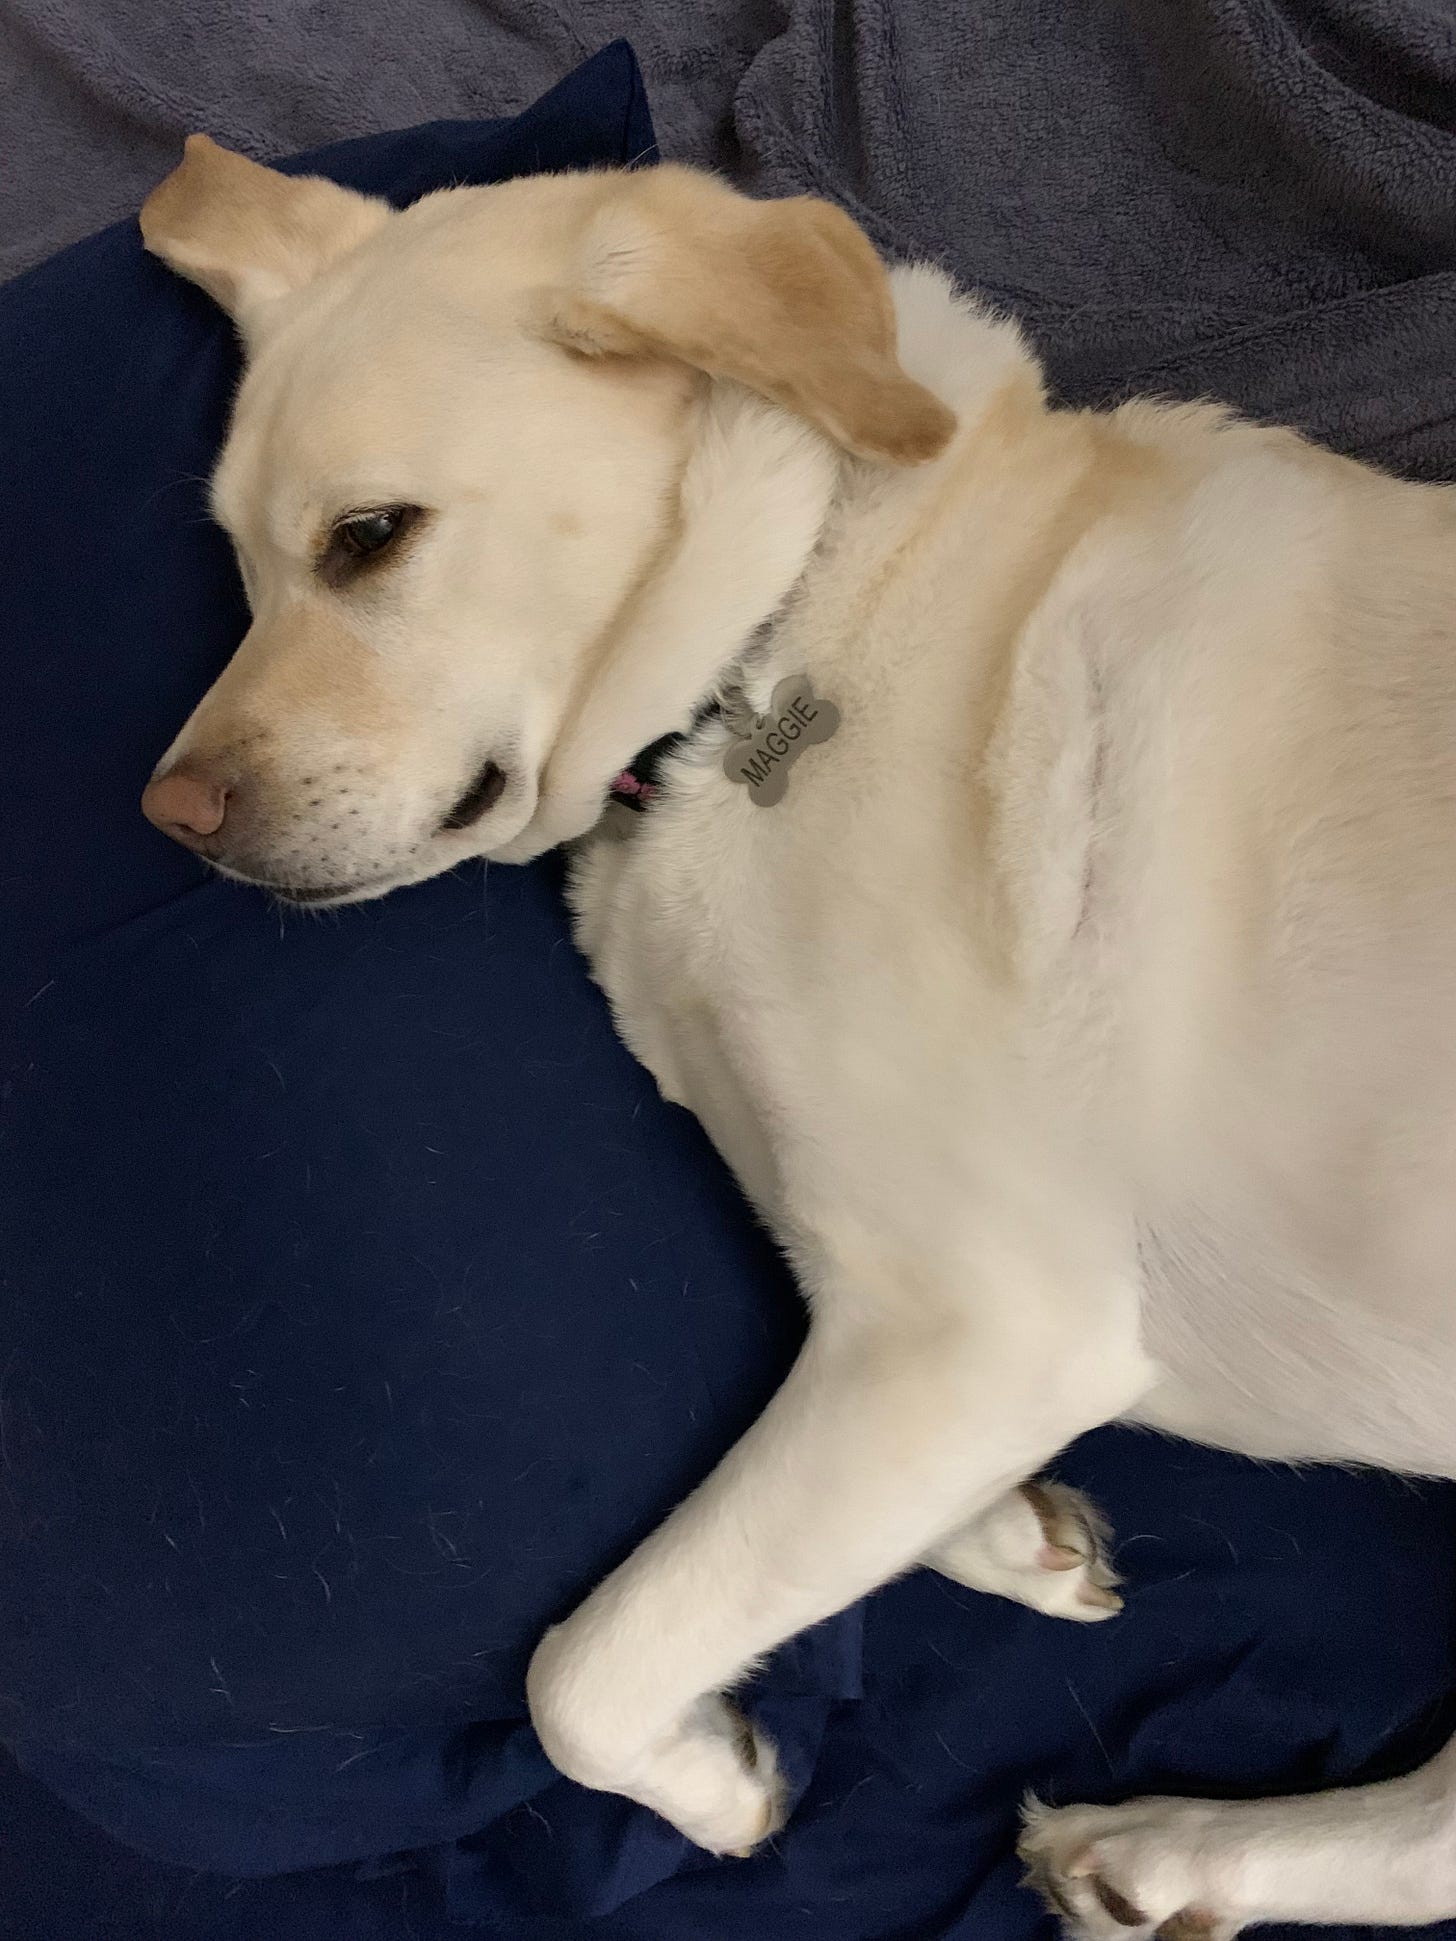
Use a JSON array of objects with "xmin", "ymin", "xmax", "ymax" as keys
[
  {"xmin": 273, "ymin": 878, "xmax": 403, "ymax": 908},
  {"xmin": 211, "ymin": 859, "xmax": 435, "ymax": 909}
]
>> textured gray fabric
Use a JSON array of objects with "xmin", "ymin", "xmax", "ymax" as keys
[{"xmin": 4, "ymin": 2, "xmax": 1455, "ymax": 473}]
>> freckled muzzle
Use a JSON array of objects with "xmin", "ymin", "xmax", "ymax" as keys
[
  {"xmin": 141, "ymin": 746, "xmax": 413, "ymax": 896},
  {"xmin": 142, "ymin": 728, "xmax": 536, "ymax": 904},
  {"xmin": 140, "ymin": 605, "xmax": 537, "ymax": 900}
]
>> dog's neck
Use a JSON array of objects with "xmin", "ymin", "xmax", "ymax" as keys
[
  {"xmin": 498, "ymin": 267, "xmax": 1032, "ymax": 863},
  {"xmin": 498, "ymin": 382, "xmax": 841, "ymax": 860}
]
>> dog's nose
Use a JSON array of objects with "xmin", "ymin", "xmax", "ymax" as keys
[{"xmin": 141, "ymin": 765, "xmax": 230, "ymax": 847}]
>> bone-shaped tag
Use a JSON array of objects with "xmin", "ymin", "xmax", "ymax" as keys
[{"xmin": 722, "ymin": 674, "xmax": 840, "ymax": 807}]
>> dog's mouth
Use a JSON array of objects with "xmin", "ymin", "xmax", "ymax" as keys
[{"xmin": 441, "ymin": 758, "xmax": 509, "ymax": 832}]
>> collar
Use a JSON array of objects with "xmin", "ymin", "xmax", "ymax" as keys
[
  {"xmin": 608, "ymin": 662, "xmax": 833, "ymax": 817},
  {"xmin": 606, "ymin": 681, "xmax": 745, "ymax": 814},
  {"xmin": 608, "ymin": 727, "xmax": 690, "ymax": 813}
]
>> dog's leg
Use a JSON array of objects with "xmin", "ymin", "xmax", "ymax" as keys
[
  {"xmin": 1020, "ymin": 1728, "xmax": 1456, "ymax": 1938},
  {"xmin": 927, "ymin": 1480, "xmax": 1123, "ymax": 1623},
  {"xmin": 528, "ymin": 1255, "xmax": 1149, "ymax": 1852}
]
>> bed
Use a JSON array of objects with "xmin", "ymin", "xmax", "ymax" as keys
[{"xmin": 3, "ymin": 15, "xmax": 1456, "ymax": 1940}]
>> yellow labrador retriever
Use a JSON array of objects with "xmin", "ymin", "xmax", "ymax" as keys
[{"xmin": 138, "ymin": 138, "xmax": 1456, "ymax": 1939}]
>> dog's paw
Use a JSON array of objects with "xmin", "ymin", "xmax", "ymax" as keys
[
  {"xmin": 930, "ymin": 1480, "xmax": 1123, "ymax": 1622},
  {"xmin": 529, "ymin": 1624, "xmax": 785, "ymax": 1856},
  {"xmin": 1018, "ymin": 1798, "xmax": 1243, "ymax": 1941},
  {"xmin": 632, "ymin": 1694, "xmax": 787, "ymax": 1856}
]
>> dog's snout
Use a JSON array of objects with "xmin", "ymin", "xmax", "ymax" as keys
[{"xmin": 142, "ymin": 764, "xmax": 230, "ymax": 849}]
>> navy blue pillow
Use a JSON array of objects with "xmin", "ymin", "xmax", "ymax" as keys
[{"xmin": 0, "ymin": 42, "xmax": 858, "ymax": 1922}]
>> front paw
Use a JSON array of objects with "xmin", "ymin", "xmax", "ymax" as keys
[
  {"xmin": 1019, "ymin": 1798, "xmax": 1242, "ymax": 1941},
  {"xmin": 528, "ymin": 1627, "xmax": 786, "ymax": 1855}
]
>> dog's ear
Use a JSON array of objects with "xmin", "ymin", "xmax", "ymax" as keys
[
  {"xmin": 140, "ymin": 135, "xmax": 390, "ymax": 341},
  {"xmin": 543, "ymin": 167, "xmax": 956, "ymax": 465}
]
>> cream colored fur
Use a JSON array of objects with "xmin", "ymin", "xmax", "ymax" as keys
[{"xmin": 139, "ymin": 145, "xmax": 1456, "ymax": 1936}]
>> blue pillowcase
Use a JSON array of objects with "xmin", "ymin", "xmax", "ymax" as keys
[{"xmin": 0, "ymin": 41, "xmax": 857, "ymax": 1922}]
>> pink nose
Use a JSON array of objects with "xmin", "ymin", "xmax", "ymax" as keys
[{"xmin": 141, "ymin": 765, "xmax": 229, "ymax": 846}]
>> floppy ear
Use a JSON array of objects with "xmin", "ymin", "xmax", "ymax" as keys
[
  {"xmin": 544, "ymin": 166, "xmax": 956, "ymax": 465},
  {"xmin": 139, "ymin": 134, "xmax": 390, "ymax": 341}
]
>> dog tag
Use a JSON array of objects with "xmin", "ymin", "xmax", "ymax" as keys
[{"xmin": 721, "ymin": 674, "xmax": 840, "ymax": 807}]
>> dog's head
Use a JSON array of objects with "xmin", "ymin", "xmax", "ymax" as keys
[{"xmin": 138, "ymin": 140, "xmax": 953, "ymax": 902}]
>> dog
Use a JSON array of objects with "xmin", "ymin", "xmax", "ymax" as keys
[{"xmin": 137, "ymin": 138, "xmax": 1456, "ymax": 1937}]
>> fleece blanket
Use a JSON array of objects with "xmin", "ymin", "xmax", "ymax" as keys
[{"xmin": 4, "ymin": 2, "xmax": 1456, "ymax": 475}]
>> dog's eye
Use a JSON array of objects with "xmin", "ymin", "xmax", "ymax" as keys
[
  {"xmin": 318, "ymin": 503, "xmax": 426, "ymax": 586},
  {"xmin": 335, "ymin": 505, "xmax": 410, "ymax": 558}
]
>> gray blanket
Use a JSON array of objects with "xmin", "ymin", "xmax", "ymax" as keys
[{"xmin": 4, "ymin": 2, "xmax": 1455, "ymax": 474}]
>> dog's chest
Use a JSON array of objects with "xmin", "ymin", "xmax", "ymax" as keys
[
  {"xmin": 569, "ymin": 490, "xmax": 1128, "ymax": 1243},
  {"xmin": 571, "ymin": 661, "xmax": 1083, "ymax": 1251}
]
